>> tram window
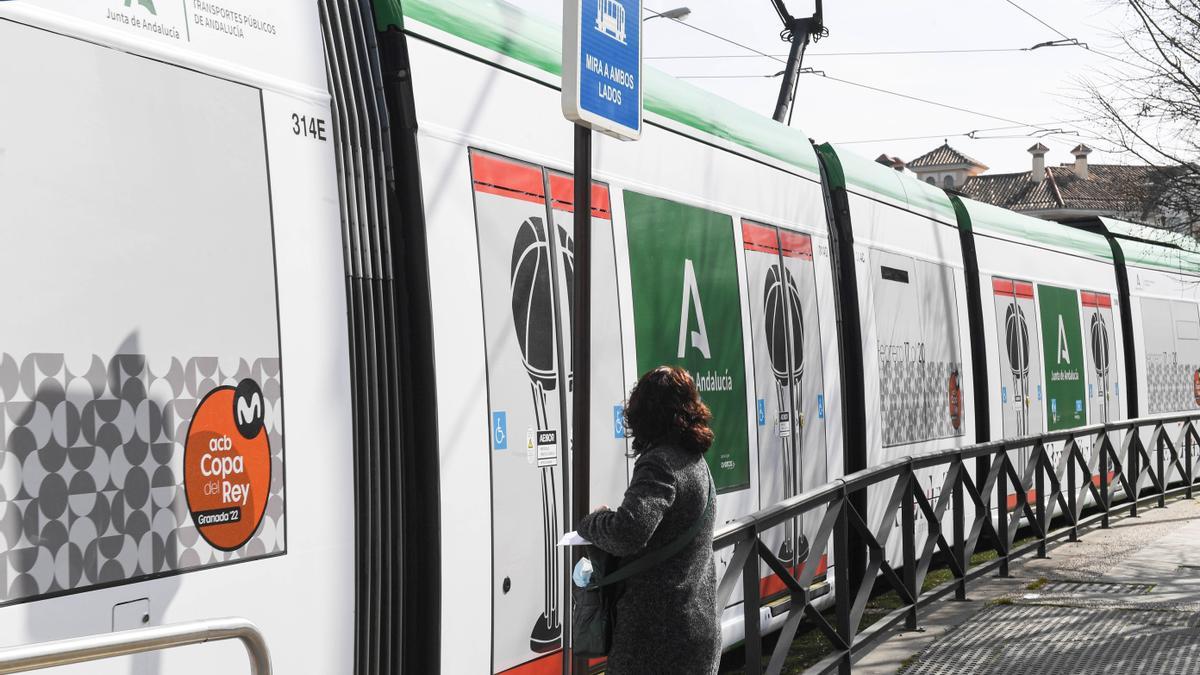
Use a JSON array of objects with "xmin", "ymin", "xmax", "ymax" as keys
[
  {"xmin": 880, "ymin": 266, "xmax": 910, "ymax": 283},
  {"xmin": 871, "ymin": 250, "xmax": 964, "ymax": 446},
  {"xmin": 1177, "ymin": 320, "xmax": 1200, "ymax": 341},
  {"xmin": 0, "ymin": 21, "xmax": 286, "ymax": 603}
]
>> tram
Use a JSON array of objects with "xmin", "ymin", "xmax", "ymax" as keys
[{"xmin": 1, "ymin": 0, "xmax": 1198, "ymax": 673}]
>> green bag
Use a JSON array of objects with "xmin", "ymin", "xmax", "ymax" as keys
[{"xmin": 571, "ymin": 483, "xmax": 715, "ymax": 658}]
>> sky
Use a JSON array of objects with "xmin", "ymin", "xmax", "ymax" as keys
[{"xmin": 505, "ymin": 0, "xmax": 1144, "ymax": 174}]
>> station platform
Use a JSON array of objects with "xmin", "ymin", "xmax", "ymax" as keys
[{"xmin": 858, "ymin": 497, "xmax": 1200, "ymax": 674}]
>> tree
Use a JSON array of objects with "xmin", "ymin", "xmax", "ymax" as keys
[{"xmin": 1083, "ymin": 0, "xmax": 1200, "ymax": 234}]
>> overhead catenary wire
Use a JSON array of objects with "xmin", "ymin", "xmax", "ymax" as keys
[
  {"xmin": 834, "ymin": 119, "xmax": 1096, "ymax": 145},
  {"xmin": 680, "ymin": 66, "xmax": 1091, "ymax": 136},
  {"xmin": 644, "ymin": 6, "xmax": 788, "ymax": 64},
  {"xmin": 998, "ymin": 0, "xmax": 1149, "ymax": 70},
  {"xmin": 649, "ymin": 46, "xmax": 1042, "ymax": 60},
  {"xmin": 650, "ymin": 3, "xmax": 1145, "ymax": 70},
  {"xmin": 1003, "ymin": 0, "xmax": 1072, "ymax": 41},
  {"xmin": 649, "ymin": 4, "xmax": 1103, "ymax": 140},
  {"xmin": 679, "ymin": 72, "xmax": 788, "ymax": 79}
]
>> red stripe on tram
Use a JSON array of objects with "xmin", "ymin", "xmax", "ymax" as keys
[
  {"xmin": 778, "ymin": 230, "xmax": 813, "ymax": 260},
  {"xmin": 759, "ymin": 554, "xmax": 829, "ymax": 597},
  {"xmin": 472, "ymin": 153, "xmax": 545, "ymax": 205},
  {"xmin": 742, "ymin": 220, "xmax": 780, "ymax": 254},
  {"xmin": 547, "ymin": 173, "xmax": 613, "ymax": 220}
]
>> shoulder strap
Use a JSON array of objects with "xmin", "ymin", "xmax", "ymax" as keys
[{"xmin": 594, "ymin": 480, "xmax": 715, "ymax": 588}]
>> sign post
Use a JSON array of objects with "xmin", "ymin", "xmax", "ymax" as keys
[{"xmin": 563, "ymin": 1, "xmax": 642, "ymax": 672}]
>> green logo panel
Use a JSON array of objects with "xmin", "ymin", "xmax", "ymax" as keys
[
  {"xmin": 1038, "ymin": 284, "xmax": 1087, "ymax": 430},
  {"xmin": 624, "ymin": 191, "xmax": 750, "ymax": 492}
]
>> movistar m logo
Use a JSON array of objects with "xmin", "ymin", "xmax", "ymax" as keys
[
  {"xmin": 236, "ymin": 392, "xmax": 263, "ymax": 427},
  {"xmin": 125, "ymin": 0, "xmax": 157, "ymax": 15},
  {"xmin": 677, "ymin": 259, "xmax": 712, "ymax": 359}
]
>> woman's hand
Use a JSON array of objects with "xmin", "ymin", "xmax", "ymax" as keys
[{"xmin": 591, "ymin": 504, "xmax": 610, "ymax": 514}]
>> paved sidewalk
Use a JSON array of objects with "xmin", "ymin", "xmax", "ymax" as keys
[{"xmin": 855, "ymin": 497, "xmax": 1200, "ymax": 674}]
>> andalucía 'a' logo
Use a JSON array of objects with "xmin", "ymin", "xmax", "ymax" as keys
[
  {"xmin": 677, "ymin": 258, "xmax": 712, "ymax": 359},
  {"xmin": 1057, "ymin": 315, "xmax": 1071, "ymax": 364},
  {"xmin": 125, "ymin": 0, "xmax": 157, "ymax": 15}
]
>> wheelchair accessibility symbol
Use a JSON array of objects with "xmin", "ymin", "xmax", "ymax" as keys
[
  {"xmin": 614, "ymin": 405, "xmax": 626, "ymax": 439},
  {"xmin": 492, "ymin": 411, "xmax": 508, "ymax": 450}
]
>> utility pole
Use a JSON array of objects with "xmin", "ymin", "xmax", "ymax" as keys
[{"xmin": 769, "ymin": 0, "xmax": 825, "ymax": 124}]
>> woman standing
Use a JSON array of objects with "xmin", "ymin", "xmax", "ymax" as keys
[{"xmin": 578, "ymin": 366, "xmax": 721, "ymax": 675}]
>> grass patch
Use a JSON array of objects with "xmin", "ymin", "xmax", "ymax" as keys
[
  {"xmin": 720, "ymin": 535, "xmax": 1038, "ymax": 674},
  {"xmin": 1026, "ymin": 577, "xmax": 1049, "ymax": 591}
]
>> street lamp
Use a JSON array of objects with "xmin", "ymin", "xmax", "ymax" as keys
[{"xmin": 645, "ymin": 6, "xmax": 691, "ymax": 21}]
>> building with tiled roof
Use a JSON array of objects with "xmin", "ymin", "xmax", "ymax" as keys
[
  {"xmin": 906, "ymin": 142, "xmax": 989, "ymax": 189},
  {"xmin": 956, "ymin": 143, "xmax": 1184, "ymax": 230}
]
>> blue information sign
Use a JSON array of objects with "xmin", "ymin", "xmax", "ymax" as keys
[{"xmin": 563, "ymin": 0, "xmax": 643, "ymax": 140}]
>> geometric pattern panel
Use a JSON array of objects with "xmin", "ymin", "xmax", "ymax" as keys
[
  {"xmin": 880, "ymin": 358, "xmax": 965, "ymax": 447},
  {"xmin": 1146, "ymin": 356, "xmax": 1200, "ymax": 415},
  {"xmin": 0, "ymin": 353, "xmax": 285, "ymax": 604}
]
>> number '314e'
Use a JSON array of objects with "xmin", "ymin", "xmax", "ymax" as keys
[{"xmin": 291, "ymin": 113, "xmax": 327, "ymax": 141}]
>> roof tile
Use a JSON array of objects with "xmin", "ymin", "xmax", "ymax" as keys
[
  {"xmin": 907, "ymin": 143, "xmax": 989, "ymax": 170},
  {"xmin": 961, "ymin": 164, "xmax": 1162, "ymax": 213}
]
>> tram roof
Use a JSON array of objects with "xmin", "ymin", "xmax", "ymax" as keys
[
  {"xmin": 383, "ymin": 0, "xmax": 1200, "ymax": 277},
  {"xmin": 827, "ymin": 144, "xmax": 960, "ymax": 224},
  {"xmin": 388, "ymin": 0, "xmax": 821, "ymax": 176},
  {"xmin": 961, "ymin": 197, "xmax": 1115, "ymax": 261},
  {"xmin": 1098, "ymin": 217, "xmax": 1200, "ymax": 275}
]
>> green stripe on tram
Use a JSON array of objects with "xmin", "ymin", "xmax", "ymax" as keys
[
  {"xmin": 394, "ymin": 0, "xmax": 820, "ymax": 175},
  {"xmin": 387, "ymin": 1, "xmax": 1200, "ymax": 276},
  {"xmin": 375, "ymin": 0, "xmax": 404, "ymax": 31}
]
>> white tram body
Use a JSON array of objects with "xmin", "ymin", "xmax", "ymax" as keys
[
  {"xmin": 1, "ymin": 0, "xmax": 1199, "ymax": 674},
  {"xmin": 0, "ymin": 1, "xmax": 353, "ymax": 673}
]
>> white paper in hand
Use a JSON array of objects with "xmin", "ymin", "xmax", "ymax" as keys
[{"xmin": 557, "ymin": 531, "xmax": 591, "ymax": 546}]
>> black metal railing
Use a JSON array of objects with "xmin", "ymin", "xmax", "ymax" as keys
[{"xmin": 713, "ymin": 413, "xmax": 1200, "ymax": 675}]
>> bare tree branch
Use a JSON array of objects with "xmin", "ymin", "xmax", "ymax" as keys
[{"xmin": 1083, "ymin": 0, "xmax": 1200, "ymax": 234}]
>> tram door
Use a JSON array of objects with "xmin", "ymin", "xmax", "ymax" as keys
[
  {"xmin": 993, "ymin": 278, "xmax": 1045, "ymax": 439},
  {"xmin": 469, "ymin": 151, "xmax": 629, "ymax": 674},
  {"xmin": 741, "ymin": 221, "xmax": 829, "ymax": 591},
  {"xmin": 1081, "ymin": 291, "xmax": 1120, "ymax": 424}
]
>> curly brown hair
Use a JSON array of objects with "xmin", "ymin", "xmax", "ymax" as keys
[{"xmin": 624, "ymin": 365, "xmax": 714, "ymax": 456}]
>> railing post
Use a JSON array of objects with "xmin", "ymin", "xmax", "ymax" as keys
[
  {"xmin": 1036, "ymin": 442, "xmax": 1047, "ymax": 559},
  {"xmin": 901, "ymin": 465, "xmax": 918, "ymax": 630},
  {"xmin": 742, "ymin": 528, "xmax": 762, "ymax": 675},
  {"xmin": 1067, "ymin": 441, "xmax": 1078, "ymax": 542},
  {"xmin": 834, "ymin": 489, "xmax": 852, "ymax": 675},
  {"xmin": 1157, "ymin": 430, "xmax": 1167, "ymax": 508},
  {"xmin": 1101, "ymin": 434, "xmax": 1111, "ymax": 529},
  {"xmin": 996, "ymin": 452, "xmax": 1009, "ymax": 577},
  {"xmin": 1188, "ymin": 422, "xmax": 1195, "ymax": 500},
  {"xmin": 1129, "ymin": 430, "xmax": 1140, "ymax": 518},
  {"xmin": 953, "ymin": 457, "xmax": 966, "ymax": 601}
]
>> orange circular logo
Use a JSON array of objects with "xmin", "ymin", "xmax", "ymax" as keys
[
  {"xmin": 184, "ymin": 380, "xmax": 271, "ymax": 551},
  {"xmin": 948, "ymin": 371, "xmax": 963, "ymax": 430}
]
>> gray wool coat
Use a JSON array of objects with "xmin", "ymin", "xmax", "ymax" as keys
[{"xmin": 578, "ymin": 444, "xmax": 721, "ymax": 675}]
